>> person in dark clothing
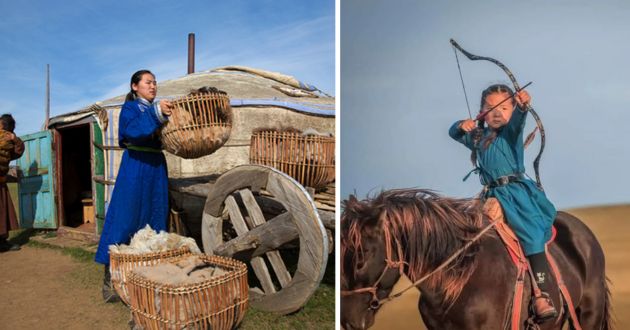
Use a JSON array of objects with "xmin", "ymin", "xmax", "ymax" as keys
[{"xmin": 0, "ymin": 114, "xmax": 24, "ymax": 252}]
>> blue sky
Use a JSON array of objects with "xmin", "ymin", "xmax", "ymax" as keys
[
  {"xmin": 341, "ymin": 0, "xmax": 630, "ymax": 209},
  {"xmin": 0, "ymin": 0, "xmax": 335, "ymax": 136}
]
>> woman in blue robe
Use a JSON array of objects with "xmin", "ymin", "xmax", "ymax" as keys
[
  {"xmin": 95, "ymin": 70, "xmax": 173, "ymax": 302},
  {"xmin": 449, "ymin": 84, "xmax": 558, "ymax": 321}
]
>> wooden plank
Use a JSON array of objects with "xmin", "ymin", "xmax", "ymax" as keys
[
  {"xmin": 314, "ymin": 201, "xmax": 335, "ymax": 212},
  {"xmin": 225, "ymin": 195, "xmax": 276, "ymax": 294},
  {"xmin": 201, "ymin": 212, "xmax": 222, "ymax": 254},
  {"xmin": 168, "ymin": 175, "xmax": 218, "ymax": 198},
  {"xmin": 240, "ymin": 189, "xmax": 292, "ymax": 288},
  {"xmin": 215, "ymin": 212, "xmax": 297, "ymax": 257},
  {"xmin": 318, "ymin": 210, "xmax": 335, "ymax": 230}
]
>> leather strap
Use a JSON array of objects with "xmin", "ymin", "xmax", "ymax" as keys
[
  {"xmin": 511, "ymin": 264, "xmax": 527, "ymax": 330},
  {"xmin": 546, "ymin": 250, "xmax": 582, "ymax": 330}
]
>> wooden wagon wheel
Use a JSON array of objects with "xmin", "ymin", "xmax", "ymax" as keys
[{"xmin": 201, "ymin": 165, "xmax": 329, "ymax": 315}]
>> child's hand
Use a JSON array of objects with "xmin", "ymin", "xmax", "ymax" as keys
[
  {"xmin": 459, "ymin": 119, "xmax": 476, "ymax": 132},
  {"xmin": 159, "ymin": 100, "xmax": 173, "ymax": 116},
  {"xmin": 515, "ymin": 90, "xmax": 531, "ymax": 107}
]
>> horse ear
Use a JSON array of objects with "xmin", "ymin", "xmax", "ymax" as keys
[{"xmin": 342, "ymin": 195, "xmax": 359, "ymax": 213}]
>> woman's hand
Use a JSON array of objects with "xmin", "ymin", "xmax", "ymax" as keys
[
  {"xmin": 459, "ymin": 119, "xmax": 476, "ymax": 132},
  {"xmin": 159, "ymin": 99, "xmax": 173, "ymax": 116},
  {"xmin": 515, "ymin": 90, "xmax": 531, "ymax": 107}
]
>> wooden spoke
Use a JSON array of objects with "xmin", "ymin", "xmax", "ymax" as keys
[
  {"xmin": 225, "ymin": 195, "xmax": 276, "ymax": 294},
  {"xmin": 239, "ymin": 189, "xmax": 292, "ymax": 288}
]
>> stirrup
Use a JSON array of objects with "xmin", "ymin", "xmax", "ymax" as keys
[{"xmin": 532, "ymin": 292, "xmax": 557, "ymax": 323}]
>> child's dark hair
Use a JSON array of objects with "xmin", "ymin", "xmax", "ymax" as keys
[
  {"xmin": 470, "ymin": 84, "xmax": 514, "ymax": 165},
  {"xmin": 0, "ymin": 114, "xmax": 16, "ymax": 132},
  {"xmin": 125, "ymin": 70, "xmax": 155, "ymax": 102}
]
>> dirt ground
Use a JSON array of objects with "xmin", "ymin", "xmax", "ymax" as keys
[
  {"xmin": 370, "ymin": 204, "xmax": 630, "ymax": 329},
  {"xmin": 0, "ymin": 246, "xmax": 129, "ymax": 329},
  {"xmin": 0, "ymin": 234, "xmax": 334, "ymax": 329}
]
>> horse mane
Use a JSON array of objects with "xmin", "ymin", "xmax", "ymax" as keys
[{"xmin": 342, "ymin": 188, "xmax": 486, "ymax": 308}]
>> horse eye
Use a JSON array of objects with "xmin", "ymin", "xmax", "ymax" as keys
[{"xmin": 355, "ymin": 261, "xmax": 365, "ymax": 270}]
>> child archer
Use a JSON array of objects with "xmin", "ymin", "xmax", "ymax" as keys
[{"xmin": 449, "ymin": 84, "xmax": 558, "ymax": 322}]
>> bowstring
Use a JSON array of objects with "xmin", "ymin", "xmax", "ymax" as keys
[{"xmin": 452, "ymin": 44, "xmax": 472, "ymax": 119}]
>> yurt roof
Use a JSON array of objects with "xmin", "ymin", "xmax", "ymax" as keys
[{"xmin": 48, "ymin": 66, "xmax": 335, "ymax": 128}]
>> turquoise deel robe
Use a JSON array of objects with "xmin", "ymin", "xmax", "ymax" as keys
[
  {"xmin": 449, "ymin": 107, "xmax": 556, "ymax": 255},
  {"xmin": 95, "ymin": 98, "xmax": 169, "ymax": 265}
]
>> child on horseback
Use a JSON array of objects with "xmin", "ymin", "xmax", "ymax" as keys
[{"xmin": 449, "ymin": 84, "xmax": 558, "ymax": 322}]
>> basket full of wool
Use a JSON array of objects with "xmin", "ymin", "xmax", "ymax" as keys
[
  {"xmin": 127, "ymin": 254, "xmax": 248, "ymax": 330},
  {"xmin": 249, "ymin": 128, "xmax": 335, "ymax": 189},
  {"xmin": 160, "ymin": 87, "xmax": 233, "ymax": 159},
  {"xmin": 108, "ymin": 225, "xmax": 202, "ymax": 305}
]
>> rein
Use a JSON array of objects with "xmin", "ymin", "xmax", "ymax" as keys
[{"xmin": 341, "ymin": 217, "xmax": 500, "ymax": 310}]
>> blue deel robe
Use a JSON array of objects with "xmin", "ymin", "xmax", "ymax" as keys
[
  {"xmin": 95, "ymin": 98, "xmax": 169, "ymax": 265},
  {"xmin": 449, "ymin": 106, "xmax": 556, "ymax": 256}
]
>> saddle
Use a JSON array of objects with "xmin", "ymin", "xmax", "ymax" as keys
[{"xmin": 482, "ymin": 198, "xmax": 582, "ymax": 330}]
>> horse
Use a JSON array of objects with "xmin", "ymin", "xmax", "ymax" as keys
[{"xmin": 341, "ymin": 189, "xmax": 611, "ymax": 330}]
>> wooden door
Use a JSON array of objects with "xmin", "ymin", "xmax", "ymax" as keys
[{"xmin": 17, "ymin": 130, "xmax": 56, "ymax": 229}]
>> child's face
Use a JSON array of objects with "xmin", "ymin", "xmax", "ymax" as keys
[{"xmin": 482, "ymin": 91, "xmax": 514, "ymax": 129}]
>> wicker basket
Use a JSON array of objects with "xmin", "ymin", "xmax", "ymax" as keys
[
  {"xmin": 250, "ymin": 130, "xmax": 335, "ymax": 189},
  {"xmin": 109, "ymin": 247, "xmax": 193, "ymax": 305},
  {"xmin": 161, "ymin": 92, "xmax": 233, "ymax": 159},
  {"xmin": 127, "ymin": 255, "xmax": 249, "ymax": 330}
]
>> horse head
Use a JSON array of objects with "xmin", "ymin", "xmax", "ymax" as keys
[
  {"xmin": 341, "ymin": 194, "xmax": 404, "ymax": 330},
  {"xmin": 341, "ymin": 189, "xmax": 487, "ymax": 329}
]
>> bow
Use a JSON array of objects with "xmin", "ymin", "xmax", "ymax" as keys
[{"xmin": 450, "ymin": 38, "xmax": 545, "ymax": 190}]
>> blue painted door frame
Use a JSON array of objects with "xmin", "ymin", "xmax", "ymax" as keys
[{"xmin": 17, "ymin": 130, "xmax": 57, "ymax": 229}]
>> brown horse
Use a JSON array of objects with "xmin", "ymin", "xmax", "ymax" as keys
[{"xmin": 341, "ymin": 189, "xmax": 611, "ymax": 330}]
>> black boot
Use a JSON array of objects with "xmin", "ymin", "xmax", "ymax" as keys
[
  {"xmin": 0, "ymin": 237, "xmax": 19, "ymax": 252},
  {"xmin": 0, "ymin": 237, "xmax": 9, "ymax": 252},
  {"xmin": 102, "ymin": 265, "xmax": 121, "ymax": 303},
  {"xmin": 527, "ymin": 253, "xmax": 557, "ymax": 322}
]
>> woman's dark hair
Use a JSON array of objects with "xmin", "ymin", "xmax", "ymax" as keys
[
  {"xmin": 470, "ymin": 84, "xmax": 514, "ymax": 165},
  {"xmin": 0, "ymin": 114, "xmax": 16, "ymax": 132},
  {"xmin": 125, "ymin": 70, "xmax": 155, "ymax": 102}
]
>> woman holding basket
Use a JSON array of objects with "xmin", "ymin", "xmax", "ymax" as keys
[{"xmin": 95, "ymin": 70, "xmax": 173, "ymax": 302}]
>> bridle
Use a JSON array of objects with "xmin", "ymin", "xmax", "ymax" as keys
[
  {"xmin": 341, "ymin": 217, "xmax": 500, "ymax": 310},
  {"xmin": 340, "ymin": 233, "xmax": 407, "ymax": 310}
]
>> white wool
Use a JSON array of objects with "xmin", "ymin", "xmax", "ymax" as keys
[
  {"xmin": 302, "ymin": 127, "xmax": 333, "ymax": 137},
  {"xmin": 109, "ymin": 225, "xmax": 202, "ymax": 254}
]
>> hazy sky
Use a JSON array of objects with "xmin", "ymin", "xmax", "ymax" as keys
[
  {"xmin": 0, "ymin": 0, "xmax": 334, "ymax": 137},
  {"xmin": 341, "ymin": 0, "xmax": 630, "ymax": 209}
]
